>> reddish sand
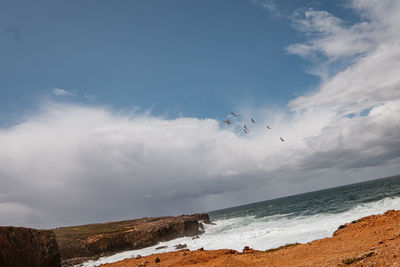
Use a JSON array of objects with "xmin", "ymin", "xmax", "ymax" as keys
[{"xmin": 101, "ymin": 210, "xmax": 400, "ymax": 267}]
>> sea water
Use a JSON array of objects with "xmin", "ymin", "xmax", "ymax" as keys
[{"xmin": 81, "ymin": 175, "xmax": 400, "ymax": 266}]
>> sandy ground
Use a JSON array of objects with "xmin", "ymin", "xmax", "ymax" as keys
[{"xmin": 100, "ymin": 209, "xmax": 400, "ymax": 267}]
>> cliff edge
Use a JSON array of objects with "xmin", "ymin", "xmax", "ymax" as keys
[
  {"xmin": 0, "ymin": 226, "xmax": 61, "ymax": 267},
  {"xmin": 54, "ymin": 213, "xmax": 210, "ymax": 265}
]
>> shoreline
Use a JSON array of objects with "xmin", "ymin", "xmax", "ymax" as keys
[{"xmin": 97, "ymin": 210, "xmax": 400, "ymax": 266}]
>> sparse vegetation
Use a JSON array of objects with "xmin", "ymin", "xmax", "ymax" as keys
[
  {"xmin": 53, "ymin": 217, "xmax": 165, "ymax": 239},
  {"xmin": 265, "ymin": 243, "xmax": 301, "ymax": 253},
  {"xmin": 342, "ymin": 252, "xmax": 374, "ymax": 264}
]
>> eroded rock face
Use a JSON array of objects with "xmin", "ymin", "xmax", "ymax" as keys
[
  {"xmin": 0, "ymin": 226, "xmax": 61, "ymax": 267},
  {"xmin": 54, "ymin": 213, "xmax": 211, "ymax": 262}
]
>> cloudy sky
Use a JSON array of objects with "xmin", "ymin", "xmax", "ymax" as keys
[{"xmin": 1, "ymin": 0, "xmax": 400, "ymax": 228}]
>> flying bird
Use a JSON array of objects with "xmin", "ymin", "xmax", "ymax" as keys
[
  {"xmin": 266, "ymin": 125, "xmax": 272, "ymax": 130},
  {"xmin": 244, "ymin": 125, "xmax": 250, "ymax": 131},
  {"xmin": 231, "ymin": 112, "xmax": 240, "ymax": 117},
  {"xmin": 244, "ymin": 128, "xmax": 249, "ymax": 134},
  {"xmin": 223, "ymin": 120, "xmax": 231, "ymax": 125},
  {"xmin": 280, "ymin": 137, "xmax": 285, "ymax": 142},
  {"xmin": 251, "ymin": 118, "xmax": 256, "ymax": 123}
]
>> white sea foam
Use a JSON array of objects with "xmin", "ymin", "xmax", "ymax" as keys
[{"xmin": 79, "ymin": 196, "xmax": 400, "ymax": 266}]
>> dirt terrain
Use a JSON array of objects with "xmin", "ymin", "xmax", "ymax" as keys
[{"xmin": 101, "ymin": 210, "xmax": 400, "ymax": 267}]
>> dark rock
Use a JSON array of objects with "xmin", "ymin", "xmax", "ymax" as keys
[
  {"xmin": 333, "ymin": 224, "xmax": 349, "ymax": 236},
  {"xmin": 155, "ymin": 246, "xmax": 167, "ymax": 250},
  {"xmin": 192, "ymin": 213, "xmax": 213, "ymax": 225},
  {"xmin": 192, "ymin": 235, "xmax": 200, "ymax": 240},
  {"xmin": 136, "ymin": 255, "xmax": 142, "ymax": 259},
  {"xmin": 0, "ymin": 226, "xmax": 61, "ymax": 267},
  {"xmin": 198, "ymin": 247, "xmax": 204, "ymax": 251},
  {"xmin": 174, "ymin": 243, "xmax": 187, "ymax": 249},
  {"xmin": 243, "ymin": 246, "xmax": 251, "ymax": 253},
  {"xmin": 155, "ymin": 257, "xmax": 160, "ymax": 263}
]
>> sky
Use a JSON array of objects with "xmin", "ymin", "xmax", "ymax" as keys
[{"xmin": 0, "ymin": 0, "xmax": 400, "ymax": 228}]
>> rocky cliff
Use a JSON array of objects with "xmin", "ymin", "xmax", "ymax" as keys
[
  {"xmin": 54, "ymin": 213, "xmax": 211, "ymax": 264},
  {"xmin": 0, "ymin": 226, "xmax": 61, "ymax": 267}
]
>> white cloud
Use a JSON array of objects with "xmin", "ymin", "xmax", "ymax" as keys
[
  {"xmin": 290, "ymin": 42, "xmax": 400, "ymax": 113},
  {"xmin": 52, "ymin": 88, "xmax": 74, "ymax": 96},
  {"xmin": 252, "ymin": 0, "xmax": 281, "ymax": 17},
  {"xmin": 286, "ymin": 0, "xmax": 400, "ymax": 62},
  {"xmin": 287, "ymin": 0, "xmax": 400, "ymax": 114},
  {"xmin": 286, "ymin": 10, "xmax": 375, "ymax": 60},
  {"xmin": 0, "ymin": 97, "xmax": 398, "ymax": 228}
]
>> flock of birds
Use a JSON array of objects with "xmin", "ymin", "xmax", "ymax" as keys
[{"xmin": 224, "ymin": 112, "xmax": 286, "ymax": 142}]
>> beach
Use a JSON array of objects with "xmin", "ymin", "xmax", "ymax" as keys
[{"xmin": 100, "ymin": 210, "xmax": 400, "ymax": 266}]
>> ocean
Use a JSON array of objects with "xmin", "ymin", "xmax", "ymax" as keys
[{"xmin": 81, "ymin": 175, "xmax": 400, "ymax": 266}]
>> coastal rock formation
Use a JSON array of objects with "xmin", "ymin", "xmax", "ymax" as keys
[
  {"xmin": 174, "ymin": 244, "xmax": 187, "ymax": 249},
  {"xmin": 0, "ymin": 226, "xmax": 61, "ymax": 267},
  {"xmin": 100, "ymin": 209, "xmax": 400, "ymax": 267},
  {"xmin": 54, "ymin": 213, "xmax": 211, "ymax": 264}
]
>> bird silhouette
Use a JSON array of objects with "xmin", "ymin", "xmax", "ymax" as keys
[
  {"xmin": 244, "ymin": 125, "xmax": 250, "ymax": 131},
  {"xmin": 251, "ymin": 118, "xmax": 256, "ymax": 123},
  {"xmin": 244, "ymin": 128, "xmax": 250, "ymax": 134},
  {"xmin": 267, "ymin": 125, "xmax": 272, "ymax": 130},
  {"xmin": 280, "ymin": 137, "xmax": 285, "ymax": 142},
  {"xmin": 231, "ymin": 112, "xmax": 240, "ymax": 117},
  {"xmin": 223, "ymin": 120, "xmax": 231, "ymax": 125}
]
